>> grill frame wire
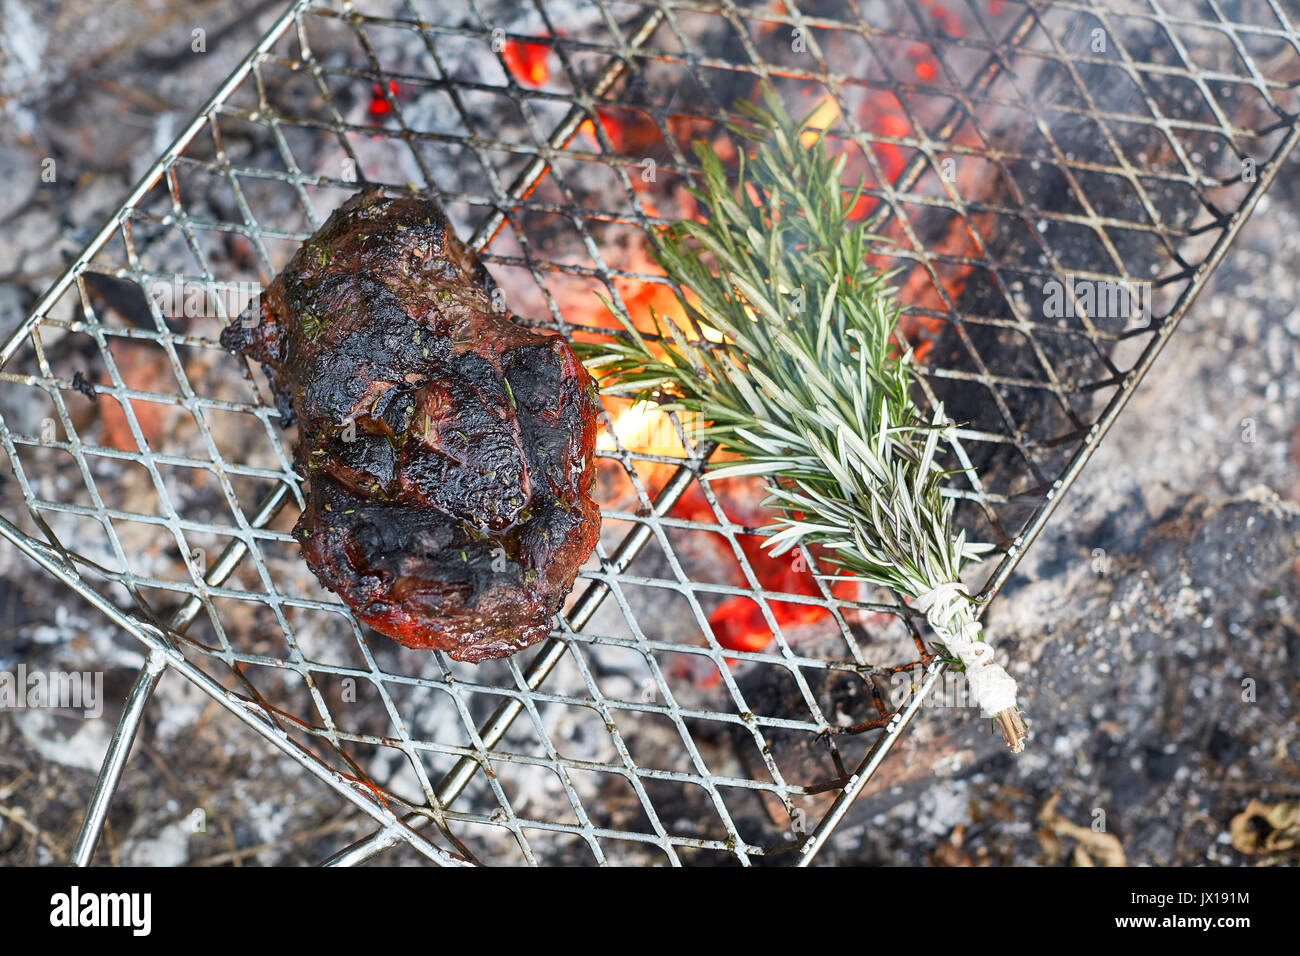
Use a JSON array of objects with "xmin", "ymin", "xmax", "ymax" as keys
[{"xmin": 0, "ymin": 0, "xmax": 1296, "ymax": 866}]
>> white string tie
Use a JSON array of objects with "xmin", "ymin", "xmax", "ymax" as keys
[{"xmin": 913, "ymin": 581, "xmax": 1018, "ymax": 717}]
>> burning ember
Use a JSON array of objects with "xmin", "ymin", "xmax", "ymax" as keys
[
  {"xmin": 502, "ymin": 39, "xmax": 551, "ymax": 87},
  {"xmin": 671, "ymin": 484, "xmax": 857, "ymax": 658},
  {"xmin": 367, "ymin": 80, "xmax": 400, "ymax": 116}
]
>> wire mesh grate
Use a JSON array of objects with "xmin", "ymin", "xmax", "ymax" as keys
[{"xmin": 2, "ymin": 0, "xmax": 1299, "ymax": 865}]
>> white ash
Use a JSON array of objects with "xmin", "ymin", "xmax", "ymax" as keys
[
  {"xmin": 13, "ymin": 708, "xmax": 114, "ymax": 774},
  {"xmin": 120, "ymin": 819, "xmax": 191, "ymax": 867}
]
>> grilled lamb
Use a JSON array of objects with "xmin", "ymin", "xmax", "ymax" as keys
[{"xmin": 220, "ymin": 188, "xmax": 600, "ymax": 661}]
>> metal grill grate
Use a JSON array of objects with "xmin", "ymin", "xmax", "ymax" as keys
[{"xmin": 2, "ymin": 0, "xmax": 1299, "ymax": 866}]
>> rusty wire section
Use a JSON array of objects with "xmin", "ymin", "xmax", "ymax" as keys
[{"xmin": 1, "ymin": 0, "xmax": 1299, "ymax": 865}]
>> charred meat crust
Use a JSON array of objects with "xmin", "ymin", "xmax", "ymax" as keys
[{"xmin": 220, "ymin": 187, "xmax": 600, "ymax": 661}]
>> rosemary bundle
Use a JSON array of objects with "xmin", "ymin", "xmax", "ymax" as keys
[{"xmin": 576, "ymin": 87, "xmax": 1026, "ymax": 750}]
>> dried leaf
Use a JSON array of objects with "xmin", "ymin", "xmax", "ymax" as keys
[{"xmin": 1229, "ymin": 799, "xmax": 1300, "ymax": 856}]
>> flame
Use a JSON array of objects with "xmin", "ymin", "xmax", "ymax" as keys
[
  {"xmin": 799, "ymin": 96, "xmax": 841, "ymax": 147},
  {"xmin": 597, "ymin": 399, "xmax": 691, "ymax": 456},
  {"xmin": 797, "ymin": 92, "xmax": 910, "ymax": 220}
]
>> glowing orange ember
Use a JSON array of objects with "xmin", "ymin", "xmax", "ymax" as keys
[
  {"xmin": 668, "ymin": 486, "xmax": 857, "ymax": 657},
  {"xmin": 368, "ymin": 80, "xmax": 399, "ymax": 116},
  {"xmin": 578, "ymin": 110, "xmax": 626, "ymax": 151},
  {"xmin": 502, "ymin": 40, "xmax": 550, "ymax": 87}
]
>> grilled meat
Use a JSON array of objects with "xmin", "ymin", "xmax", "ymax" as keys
[{"xmin": 220, "ymin": 188, "xmax": 600, "ymax": 661}]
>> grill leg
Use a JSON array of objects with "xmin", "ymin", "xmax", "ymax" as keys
[{"xmin": 71, "ymin": 650, "xmax": 168, "ymax": 866}]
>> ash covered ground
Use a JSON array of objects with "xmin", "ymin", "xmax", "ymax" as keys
[{"xmin": 0, "ymin": 0, "xmax": 1297, "ymax": 866}]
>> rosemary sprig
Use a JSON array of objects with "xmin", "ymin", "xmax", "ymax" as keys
[{"xmin": 575, "ymin": 86, "xmax": 1025, "ymax": 750}]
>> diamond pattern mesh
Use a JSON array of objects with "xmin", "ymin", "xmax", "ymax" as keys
[{"xmin": 2, "ymin": 0, "xmax": 1298, "ymax": 865}]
